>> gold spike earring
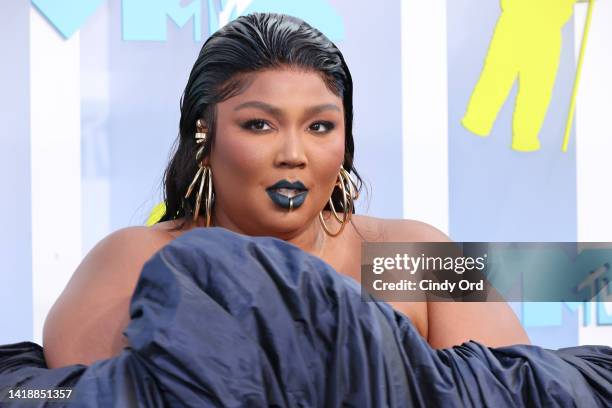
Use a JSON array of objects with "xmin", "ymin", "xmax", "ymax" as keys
[{"xmin": 184, "ymin": 119, "xmax": 214, "ymax": 226}]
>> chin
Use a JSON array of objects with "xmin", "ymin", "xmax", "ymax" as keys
[{"xmin": 253, "ymin": 211, "xmax": 314, "ymax": 237}]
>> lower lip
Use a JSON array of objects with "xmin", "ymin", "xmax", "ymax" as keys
[{"xmin": 266, "ymin": 190, "xmax": 308, "ymax": 210}]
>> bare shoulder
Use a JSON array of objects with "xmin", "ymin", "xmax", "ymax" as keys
[
  {"xmin": 352, "ymin": 215, "xmax": 529, "ymax": 348},
  {"xmin": 66, "ymin": 226, "xmax": 176, "ymax": 285},
  {"xmin": 352, "ymin": 215, "xmax": 450, "ymax": 243},
  {"xmin": 43, "ymin": 226, "xmax": 175, "ymax": 368},
  {"xmin": 351, "ymin": 215, "xmax": 448, "ymax": 340},
  {"xmin": 95, "ymin": 225, "xmax": 176, "ymax": 256}
]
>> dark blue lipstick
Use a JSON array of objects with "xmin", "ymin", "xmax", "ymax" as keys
[{"xmin": 266, "ymin": 179, "xmax": 308, "ymax": 211}]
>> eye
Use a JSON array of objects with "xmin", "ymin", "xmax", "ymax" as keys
[
  {"xmin": 241, "ymin": 119, "xmax": 273, "ymax": 132},
  {"xmin": 309, "ymin": 121, "xmax": 335, "ymax": 134}
]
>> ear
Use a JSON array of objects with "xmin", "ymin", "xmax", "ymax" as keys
[
  {"xmin": 196, "ymin": 119, "xmax": 209, "ymax": 134},
  {"xmin": 201, "ymin": 142, "xmax": 212, "ymax": 167},
  {"xmin": 195, "ymin": 119, "xmax": 211, "ymax": 166}
]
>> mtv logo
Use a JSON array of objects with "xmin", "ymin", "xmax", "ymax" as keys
[
  {"xmin": 597, "ymin": 301, "xmax": 612, "ymax": 325},
  {"xmin": 32, "ymin": 0, "xmax": 106, "ymax": 38},
  {"xmin": 595, "ymin": 278, "xmax": 612, "ymax": 325},
  {"xmin": 122, "ymin": 0, "xmax": 202, "ymax": 41},
  {"xmin": 32, "ymin": 0, "xmax": 202, "ymax": 40},
  {"xmin": 33, "ymin": 0, "xmax": 344, "ymax": 42}
]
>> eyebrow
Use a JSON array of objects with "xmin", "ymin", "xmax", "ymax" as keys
[{"xmin": 234, "ymin": 101, "xmax": 341, "ymax": 117}]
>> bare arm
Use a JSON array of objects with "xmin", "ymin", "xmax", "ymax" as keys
[
  {"xmin": 42, "ymin": 227, "xmax": 172, "ymax": 368},
  {"xmin": 386, "ymin": 219, "xmax": 530, "ymax": 349}
]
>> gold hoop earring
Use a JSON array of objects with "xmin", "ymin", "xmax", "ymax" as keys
[
  {"xmin": 319, "ymin": 166, "xmax": 358, "ymax": 237},
  {"xmin": 329, "ymin": 167, "xmax": 359, "ymax": 223}
]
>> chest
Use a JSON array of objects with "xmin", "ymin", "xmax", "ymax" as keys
[{"xmin": 322, "ymin": 238, "xmax": 429, "ymax": 340}]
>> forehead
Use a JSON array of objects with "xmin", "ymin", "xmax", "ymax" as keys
[{"xmin": 221, "ymin": 68, "xmax": 343, "ymax": 108}]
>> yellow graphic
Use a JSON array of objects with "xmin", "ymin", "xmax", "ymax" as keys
[
  {"xmin": 462, "ymin": 0, "xmax": 582, "ymax": 152},
  {"xmin": 146, "ymin": 202, "xmax": 166, "ymax": 226},
  {"xmin": 563, "ymin": 0, "xmax": 595, "ymax": 152}
]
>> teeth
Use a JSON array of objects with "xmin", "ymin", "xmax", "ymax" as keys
[{"xmin": 275, "ymin": 188, "xmax": 302, "ymax": 198}]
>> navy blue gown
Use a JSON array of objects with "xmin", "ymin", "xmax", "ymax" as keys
[{"xmin": 1, "ymin": 228, "xmax": 611, "ymax": 407}]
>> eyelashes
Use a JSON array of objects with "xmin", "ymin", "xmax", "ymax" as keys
[
  {"xmin": 309, "ymin": 121, "xmax": 335, "ymax": 133},
  {"xmin": 240, "ymin": 119, "xmax": 336, "ymax": 134},
  {"xmin": 241, "ymin": 119, "xmax": 272, "ymax": 132}
]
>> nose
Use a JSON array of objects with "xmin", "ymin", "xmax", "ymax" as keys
[{"xmin": 274, "ymin": 129, "xmax": 307, "ymax": 169}]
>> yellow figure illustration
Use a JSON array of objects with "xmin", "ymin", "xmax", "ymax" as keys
[
  {"xmin": 146, "ymin": 202, "xmax": 166, "ymax": 226},
  {"xmin": 462, "ymin": 0, "xmax": 578, "ymax": 152}
]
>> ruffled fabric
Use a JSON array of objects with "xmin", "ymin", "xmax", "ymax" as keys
[{"xmin": 1, "ymin": 228, "xmax": 610, "ymax": 407}]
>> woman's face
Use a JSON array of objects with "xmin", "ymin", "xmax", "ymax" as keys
[{"xmin": 208, "ymin": 68, "xmax": 345, "ymax": 238}]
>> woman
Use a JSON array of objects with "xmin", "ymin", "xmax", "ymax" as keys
[{"xmin": 42, "ymin": 12, "xmax": 529, "ymax": 370}]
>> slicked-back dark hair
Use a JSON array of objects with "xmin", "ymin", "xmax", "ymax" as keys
[{"xmin": 159, "ymin": 12, "xmax": 362, "ymax": 224}]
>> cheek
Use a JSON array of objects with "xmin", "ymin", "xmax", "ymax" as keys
[
  {"xmin": 211, "ymin": 133, "xmax": 269, "ymax": 176},
  {"xmin": 328, "ymin": 137, "xmax": 346, "ymax": 167},
  {"xmin": 321, "ymin": 131, "xmax": 345, "ymax": 167},
  {"xmin": 311, "ymin": 136, "xmax": 345, "ymax": 188}
]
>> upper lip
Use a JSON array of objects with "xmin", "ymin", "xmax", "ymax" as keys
[{"xmin": 266, "ymin": 179, "xmax": 308, "ymax": 191}]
